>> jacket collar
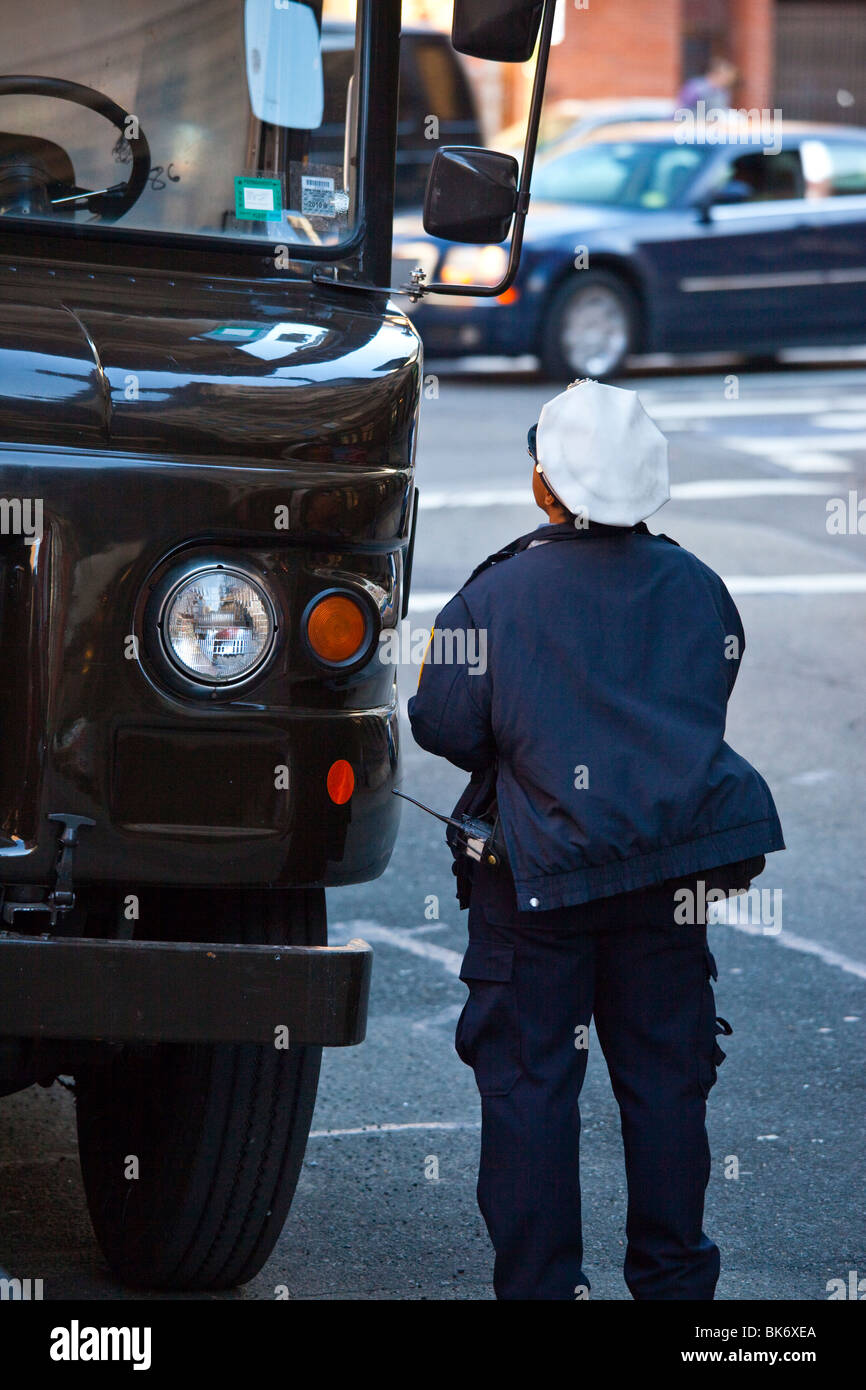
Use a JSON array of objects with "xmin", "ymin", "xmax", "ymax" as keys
[
  {"xmin": 463, "ymin": 520, "xmax": 650, "ymax": 588},
  {"xmin": 516, "ymin": 519, "xmax": 648, "ymax": 550}
]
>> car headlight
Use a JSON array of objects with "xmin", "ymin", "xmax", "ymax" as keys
[
  {"xmin": 160, "ymin": 566, "xmax": 276, "ymax": 685},
  {"xmin": 439, "ymin": 243, "xmax": 509, "ymax": 287}
]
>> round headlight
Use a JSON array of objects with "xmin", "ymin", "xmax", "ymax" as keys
[{"xmin": 160, "ymin": 567, "xmax": 275, "ymax": 685}]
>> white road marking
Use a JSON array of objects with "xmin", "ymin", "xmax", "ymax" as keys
[
  {"xmin": 407, "ymin": 591, "xmax": 462, "ymax": 612},
  {"xmin": 721, "ymin": 573, "xmax": 866, "ymax": 594},
  {"xmin": 763, "ymin": 453, "xmax": 853, "ymax": 474},
  {"xmin": 724, "ymin": 432, "xmax": 866, "ymax": 453},
  {"xmin": 408, "ymin": 572, "xmax": 866, "ymax": 612},
  {"xmin": 640, "ymin": 396, "xmax": 866, "ymax": 420},
  {"xmin": 670, "ymin": 479, "xmax": 831, "ymax": 499},
  {"xmin": 811, "ymin": 412, "xmax": 866, "ymax": 430},
  {"xmin": 420, "ymin": 478, "xmax": 832, "ymax": 510},
  {"xmin": 419, "ymin": 487, "xmax": 538, "ymax": 509},
  {"xmin": 330, "ymin": 918, "xmax": 463, "ymax": 975},
  {"xmin": 728, "ymin": 924, "xmax": 866, "ymax": 980},
  {"xmin": 412, "ymin": 1003, "xmax": 464, "ymax": 1033},
  {"xmin": 334, "ymin": 907, "xmax": 866, "ymax": 987},
  {"xmin": 309, "ymin": 1120, "xmax": 479, "ymax": 1138}
]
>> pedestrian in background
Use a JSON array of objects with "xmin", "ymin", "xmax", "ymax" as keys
[
  {"xmin": 677, "ymin": 55, "xmax": 738, "ymax": 113},
  {"xmin": 408, "ymin": 379, "xmax": 784, "ymax": 1300}
]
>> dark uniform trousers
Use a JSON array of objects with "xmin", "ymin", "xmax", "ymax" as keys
[{"xmin": 457, "ymin": 860, "xmax": 728, "ymax": 1301}]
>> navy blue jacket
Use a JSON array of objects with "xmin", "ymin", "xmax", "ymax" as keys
[{"xmin": 407, "ymin": 520, "xmax": 784, "ymax": 913}]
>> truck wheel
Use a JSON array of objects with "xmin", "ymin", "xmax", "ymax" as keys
[
  {"xmin": 74, "ymin": 886, "xmax": 324, "ymax": 1291},
  {"xmin": 541, "ymin": 269, "xmax": 638, "ymax": 381}
]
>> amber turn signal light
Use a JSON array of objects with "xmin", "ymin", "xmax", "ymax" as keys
[{"xmin": 305, "ymin": 592, "xmax": 369, "ymax": 665}]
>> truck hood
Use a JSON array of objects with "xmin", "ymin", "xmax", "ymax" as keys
[{"xmin": 0, "ymin": 265, "xmax": 421, "ymax": 465}]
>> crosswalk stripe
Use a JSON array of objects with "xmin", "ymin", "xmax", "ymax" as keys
[
  {"xmin": 641, "ymin": 396, "xmax": 866, "ymax": 420},
  {"xmin": 722, "ymin": 573, "xmax": 866, "ymax": 594},
  {"xmin": 723, "ymin": 432, "xmax": 866, "ymax": 453},
  {"xmin": 407, "ymin": 572, "xmax": 866, "ymax": 611},
  {"xmin": 419, "ymin": 478, "xmax": 833, "ymax": 510}
]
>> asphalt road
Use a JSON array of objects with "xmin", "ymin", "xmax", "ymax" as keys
[{"xmin": 1, "ymin": 358, "xmax": 864, "ymax": 1302}]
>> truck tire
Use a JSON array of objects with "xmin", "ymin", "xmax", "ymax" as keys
[
  {"xmin": 540, "ymin": 269, "xmax": 638, "ymax": 382},
  {"xmin": 74, "ymin": 886, "xmax": 324, "ymax": 1291}
]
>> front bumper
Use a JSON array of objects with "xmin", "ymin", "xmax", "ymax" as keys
[{"xmin": 0, "ymin": 932, "xmax": 372, "ymax": 1045}]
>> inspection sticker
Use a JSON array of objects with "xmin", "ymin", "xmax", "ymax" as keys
[
  {"xmin": 301, "ymin": 175, "xmax": 336, "ymax": 217},
  {"xmin": 234, "ymin": 176, "xmax": 283, "ymax": 221}
]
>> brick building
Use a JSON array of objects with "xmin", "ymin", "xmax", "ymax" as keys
[
  {"xmin": 403, "ymin": 0, "xmax": 866, "ymax": 136},
  {"xmin": 541, "ymin": 0, "xmax": 773, "ymax": 112}
]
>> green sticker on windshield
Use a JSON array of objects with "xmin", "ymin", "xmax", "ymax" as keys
[{"xmin": 234, "ymin": 176, "xmax": 283, "ymax": 221}]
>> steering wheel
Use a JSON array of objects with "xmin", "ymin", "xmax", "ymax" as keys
[{"xmin": 0, "ymin": 75, "xmax": 151, "ymax": 221}]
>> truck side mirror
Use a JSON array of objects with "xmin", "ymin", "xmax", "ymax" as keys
[
  {"xmin": 423, "ymin": 147, "xmax": 518, "ymax": 243},
  {"xmin": 401, "ymin": 0, "xmax": 555, "ymax": 300},
  {"xmin": 452, "ymin": 0, "xmax": 544, "ymax": 62}
]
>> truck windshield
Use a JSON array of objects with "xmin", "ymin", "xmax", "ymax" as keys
[{"xmin": 0, "ymin": 0, "xmax": 363, "ymax": 249}]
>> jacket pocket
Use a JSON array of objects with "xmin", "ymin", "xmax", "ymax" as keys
[
  {"xmin": 696, "ymin": 947, "xmax": 733, "ymax": 1098},
  {"xmin": 455, "ymin": 940, "xmax": 522, "ymax": 1097}
]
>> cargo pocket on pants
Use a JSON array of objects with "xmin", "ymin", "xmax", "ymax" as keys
[
  {"xmin": 697, "ymin": 946, "xmax": 733, "ymax": 1098},
  {"xmin": 455, "ymin": 940, "xmax": 522, "ymax": 1098}
]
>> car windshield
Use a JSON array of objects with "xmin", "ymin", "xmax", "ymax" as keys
[
  {"xmin": 0, "ymin": 0, "xmax": 363, "ymax": 248},
  {"xmin": 531, "ymin": 138, "xmax": 711, "ymax": 209}
]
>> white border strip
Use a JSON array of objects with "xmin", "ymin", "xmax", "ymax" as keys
[
  {"xmin": 309, "ymin": 1121, "xmax": 480, "ymax": 1138},
  {"xmin": 723, "ymin": 920, "xmax": 866, "ymax": 981},
  {"xmin": 420, "ymin": 479, "xmax": 831, "ymax": 509},
  {"xmin": 408, "ymin": 573, "xmax": 866, "ymax": 611}
]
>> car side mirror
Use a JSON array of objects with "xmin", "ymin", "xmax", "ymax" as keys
[
  {"xmin": 423, "ymin": 147, "xmax": 519, "ymax": 243},
  {"xmin": 452, "ymin": 0, "xmax": 544, "ymax": 62}
]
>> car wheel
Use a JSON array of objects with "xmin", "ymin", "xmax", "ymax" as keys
[
  {"xmin": 74, "ymin": 886, "xmax": 324, "ymax": 1291},
  {"xmin": 541, "ymin": 270, "xmax": 638, "ymax": 381}
]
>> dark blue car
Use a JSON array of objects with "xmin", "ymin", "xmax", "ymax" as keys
[{"xmin": 392, "ymin": 118, "xmax": 866, "ymax": 378}]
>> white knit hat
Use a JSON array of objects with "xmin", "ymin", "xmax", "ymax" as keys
[{"xmin": 535, "ymin": 379, "xmax": 669, "ymax": 526}]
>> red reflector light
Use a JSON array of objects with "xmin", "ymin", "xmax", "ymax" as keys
[{"xmin": 327, "ymin": 759, "xmax": 355, "ymax": 804}]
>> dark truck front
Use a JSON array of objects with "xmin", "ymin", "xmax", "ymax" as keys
[
  {"xmin": 0, "ymin": 0, "xmax": 410, "ymax": 1052},
  {"xmin": 0, "ymin": 0, "xmax": 556, "ymax": 1290}
]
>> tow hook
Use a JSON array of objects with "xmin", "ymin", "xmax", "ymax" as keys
[{"xmin": 1, "ymin": 813, "xmax": 95, "ymax": 928}]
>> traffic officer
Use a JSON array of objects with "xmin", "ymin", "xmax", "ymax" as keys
[{"xmin": 407, "ymin": 378, "xmax": 784, "ymax": 1301}]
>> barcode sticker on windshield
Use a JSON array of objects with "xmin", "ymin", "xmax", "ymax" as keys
[{"xmin": 301, "ymin": 175, "xmax": 335, "ymax": 217}]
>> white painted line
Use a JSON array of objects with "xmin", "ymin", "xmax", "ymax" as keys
[
  {"xmin": 309, "ymin": 1120, "xmax": 480, "ymax": 1138},
  {"xmin": 788, "ymin": 768, "xmax": 836, "ymax": 786},
  {"xmin": 723, "ymin": 573, "xmax": 866, "ymax": 594},
  {"xmin": 811, "ymin": 412, "xmax": 866, "ymax": 430},
  {"xmin": 722, "ymin": 920, "xmax": 866, "ymax": 982},
  {"xmin": 330, "ymin": 918, "xmax": 463, "ymax": 975},
  {"xmin": 332, "ymin": 906, "xmax": 866, "ymax": 1011},
  {"xmin": 421, "ymin": 487, "xmax": 528, "ymax": 509},
  {"xmin": 407, "ymin": 592, "xmax": 454, "ymax": 613},
  {"xmin": 764, "ymin": 453, "xmax": 853, "ymax": 474},
  {"xmin": 723, "ymin": 432, "xmax": 866, "ymax": 453},
  {"xmin": 670, "ymin": 479, "xmax": 831, "ymax": 499},
  {"xmin": 407, "ymin": 572, "xmax": 866, "ymax": 613},
  {"xmin": 641, "ymin": 396, "xmax": 860, "ymax": 420},
  {"xmin": 420, "ymin": 479, "xmax": 832, "ymax": 510}
]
